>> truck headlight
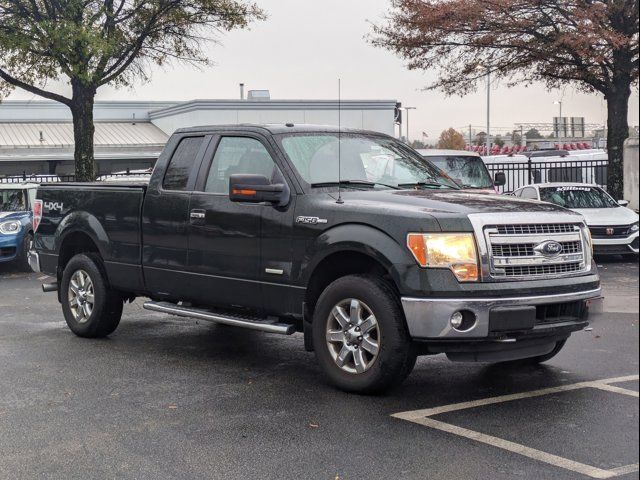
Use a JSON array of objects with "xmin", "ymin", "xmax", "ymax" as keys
[
  {"xmin": 581, "ymin": 224, "xmax": 593, "ymax": 254},
  {"xmin": 407, "ymin": 233, "xmax": 479, "ymax": 282},
  {"xmin": 0, "ymin": 220, "xmax": 21, "ymax": 235}
]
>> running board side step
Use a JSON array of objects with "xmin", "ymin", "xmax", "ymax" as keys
[{"xmin": 143, "ymin": 301, "xmax": 296, "ymax": 335}]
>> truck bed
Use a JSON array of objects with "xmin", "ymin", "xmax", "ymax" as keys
[{"xmin": 35, "ymin": 182, "xmax": 147, "ymax": 293}]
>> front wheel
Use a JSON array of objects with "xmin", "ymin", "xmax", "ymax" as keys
[
  {"xmin": 61, "ymin": 253, "xmax": 123, "ymax": 338},
  {"xmin": 312, "ymin": 275, "xmax": 416, "ymax": 394},
  {"xmin": 17, "ymin": 232, "xmax": 33, "ymax": 272}
]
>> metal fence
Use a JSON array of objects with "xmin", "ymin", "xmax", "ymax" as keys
[
  {"xmin": 485, "ymin": 159, "xmax": 609, "ymax": 193},
  {"xmin": 2, "ymin": 160, "xmax": 609, "ymax": 193},
  {"xmin": 0, "ymin": 172, "xmax": 152, "ymax": 184}
]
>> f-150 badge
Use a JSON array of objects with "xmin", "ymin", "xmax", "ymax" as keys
[{"xmin": 296, "ymin": 216, "xmax": 328, "ymax": 225}]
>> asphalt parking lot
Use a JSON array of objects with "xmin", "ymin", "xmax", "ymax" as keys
[{"xmin": 0, "ymin": 257, "xmax": 638, "ymax": 480}]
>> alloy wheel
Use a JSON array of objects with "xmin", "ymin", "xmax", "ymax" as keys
[
  {"xmin": 68, "ymin": 269, "xmax": 95, "ymax": 324},
  {"xmin": 325, "ymin": 298, "xmax": 380, "ymax": 374}
]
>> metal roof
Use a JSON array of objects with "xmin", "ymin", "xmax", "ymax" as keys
[{"xmin": 0, "ymin": 122, "xmax": 168, "ymax": 148}]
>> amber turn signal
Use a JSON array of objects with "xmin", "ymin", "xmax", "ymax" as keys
[{"xmin": 232, "ymin": 189, "xmax": 257, "ymax": 196}]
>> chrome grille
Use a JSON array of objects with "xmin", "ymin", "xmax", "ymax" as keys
[
  {"xmin": 492, "ymin": 241, "xmax": 582, "ymax": 257},
  {"xmin": 485, "ymin": 222, "xmax": 589, "ymax": 280},
  {"xmin": 496, "ymin": 224, "xmax": 577, "ymax": 235},
  {"xmin": 503, "ymin": 262, "xmax": 583, "ymax": 278}
]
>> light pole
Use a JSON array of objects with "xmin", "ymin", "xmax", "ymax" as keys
[
  {"xmin": 554, "ymin": 100, "xmax": 563, "ymax": 143},
  {"xmin": 476, "ymin": 65, "xmax": 490, "ymax": 155},
  {"xmin": 404, "ymin": 107, "xmax": 416, "ymax": 144}
]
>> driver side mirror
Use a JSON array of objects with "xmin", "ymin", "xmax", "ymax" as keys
[
  {"xmin": 229, "ymin": 174, "xmax": 289, "ymax": 207},
  {"xmin": 618, "ymin": 199, "xmax": 629, "ymax": 207},
  {"xmin": 494, "ymin": 171, "xmax": 506, "ymax": 187}
]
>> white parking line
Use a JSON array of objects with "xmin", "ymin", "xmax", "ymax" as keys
[{"xmin": 392, "ymin": 374, "xmax": 640, "ymax": 479}]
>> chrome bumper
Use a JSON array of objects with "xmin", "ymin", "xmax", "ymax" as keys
[
  {"xmin": 27, "ymin": 248, "xmax": 41, "ymax": 273},
  {"xmin": 401, "ymin": 288, "xmax": 602, "ymax": 339}
]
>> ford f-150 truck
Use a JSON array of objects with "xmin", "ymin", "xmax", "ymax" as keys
[{"xmin": 29, "ymin": 125, "xmax": 602, "ymax": 393}]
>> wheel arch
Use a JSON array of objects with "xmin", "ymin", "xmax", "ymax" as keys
[
  {"xmin": 302, "ymin": 223, "xmax": 411, "ymax": 321},
  {"xmin": 57, "ymin": 230, "xmax": 103, "ymax": 282}
]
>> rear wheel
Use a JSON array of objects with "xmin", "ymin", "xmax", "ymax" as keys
[
  {"xmin": 312, "ymin": 275, "xmax": 416, "ymax": 394},
  {"xmin": 61, "ymin": 253, "xmax": 123, "ymax": 338}
]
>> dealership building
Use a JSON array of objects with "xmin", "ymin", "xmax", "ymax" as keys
[{"xmin": 0, "ymin": 98, "xmax": 398, "ymax": 177}]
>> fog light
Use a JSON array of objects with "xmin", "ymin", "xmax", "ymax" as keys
[
  {"xmin": 450, "ymin": 310, "xmax": 477, "ymax": 332},
  {"xmin": 450, "ymin": 311, "xmax": 464, "ymax": 329}
]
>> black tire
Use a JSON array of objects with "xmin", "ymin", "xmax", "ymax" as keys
[
  {"xmin": 17, "ymin": 232, "xmax": 33, "ymax": 272},
  {"xmin": 312, "ymin": 274, "xmax": 416, "ymax": 394},
  {"xmin": 60, "ymin": 253, "xmax": 123, "ymax": 338}
]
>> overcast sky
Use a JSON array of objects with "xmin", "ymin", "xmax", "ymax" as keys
[{"xmin": 7, "ymin": 0, "xmax": 639, "ymax": 140}]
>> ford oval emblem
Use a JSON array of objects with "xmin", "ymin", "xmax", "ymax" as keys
[{"xmin": 534, "ymin": 240, "xmax": 564, "ymax": 257}]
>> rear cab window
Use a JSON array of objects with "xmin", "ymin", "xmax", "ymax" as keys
[{"xmin": 163, "ymin": 136, "xmax": 207, "ymax": 191}]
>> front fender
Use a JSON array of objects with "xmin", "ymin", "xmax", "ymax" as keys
[{"xmin": 298, "ymin": 223, "xmax": 414, "ymax": 288}]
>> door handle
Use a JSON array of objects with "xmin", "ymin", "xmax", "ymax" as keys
[{"xmin": 190, "ymin": 209, "xmax": 206, "ymax": 224}]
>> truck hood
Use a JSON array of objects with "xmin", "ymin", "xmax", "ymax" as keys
[{"xmin": 335, "ymin": 189, "xmax": 573, "ymax": 215}]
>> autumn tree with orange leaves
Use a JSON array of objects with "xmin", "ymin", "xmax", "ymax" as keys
[
  {"xmin": 371, "ymin": 0, "xmax": 639, "ymax": 199},
  {"xmin": 437, "ymin": 128, "xmax": 467, "ymax": 149}
]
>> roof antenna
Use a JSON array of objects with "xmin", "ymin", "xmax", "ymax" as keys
[{"xmin": 336, "ymin": 78, "xmax": 344, "ymax": 204}]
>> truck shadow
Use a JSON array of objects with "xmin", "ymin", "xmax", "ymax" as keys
[{"xmin": 102, "ymin": 314, "xmax": 573, "ymax": 408}]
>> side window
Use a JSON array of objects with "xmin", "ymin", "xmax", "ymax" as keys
[
  {"xmin": 163, "ymin": 136, "xmax": 205, "ymax": 191},
  {"xmin": 205, "ymin": 137, "xmax": 276, "ymax": 194},
  {"xmin": 521, "ymin": 187, "xmax": 538, "ymax": 199}
]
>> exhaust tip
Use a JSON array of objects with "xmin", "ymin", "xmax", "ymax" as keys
[{"xmin": 42, "ymin": 282, "xmax": 58, "ymax": 293}]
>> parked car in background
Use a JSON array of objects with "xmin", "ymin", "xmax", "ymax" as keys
[
  {"xmin": 416, "ymin": 149, "xmax": 505, "ymax": 193},
  {"xmin": 0, "ymin": 183, "xmax": 38, "ymax": 270},
  {"xmin": 513, "ymin": 183, "xmax": 639, "ymax": 256}
]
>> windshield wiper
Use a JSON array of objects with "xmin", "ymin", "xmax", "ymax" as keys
[
  {"xmin": 397, "ymin": 182, "xmax": 453, "ymax": 190},
  {"xmin": 310, "ymin": 180, "xmax": 400, "ymax": 190}
]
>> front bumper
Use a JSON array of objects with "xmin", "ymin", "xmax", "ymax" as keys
[
  {"xmin": 593, "ymin": 231, "xmax": 639, "ymax": 254},
  {"xmin": 401, "ymin": 287, "xmax": 602, "ymax": 340},
  {"xmin": 0, "ymin": 235, "xmax": 19, "ymax": 263}
]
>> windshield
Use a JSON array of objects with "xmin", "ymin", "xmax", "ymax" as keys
[
  {"xmin": 278, "ymin": 134, "xmax": 457, "ymax": 189},
  {"xmin": 427, "ymin": 155, "xmax": 493, "ymax": 189},
  {"xmin": 539, "ymin": 186, "xmax": 618, "ymax": 209},
  {"xmin": 0, "ymin": 189, "xmax": 26, "ymax": 212}
]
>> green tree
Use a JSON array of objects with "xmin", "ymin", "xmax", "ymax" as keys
[
  {"xmin": 0, "ymin": 1, "xmax": 265, "ymax": 180},
  {"xmin": 371, "ymin": 0, "xmax": 639, "ymax": 199},
  {"xmin": 493, "ymin": 135, "xmax": 505, "ymax": 148},
  {"xmin": 524, "ymin": 128, "xmax": 544, "ymax": 140}
]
